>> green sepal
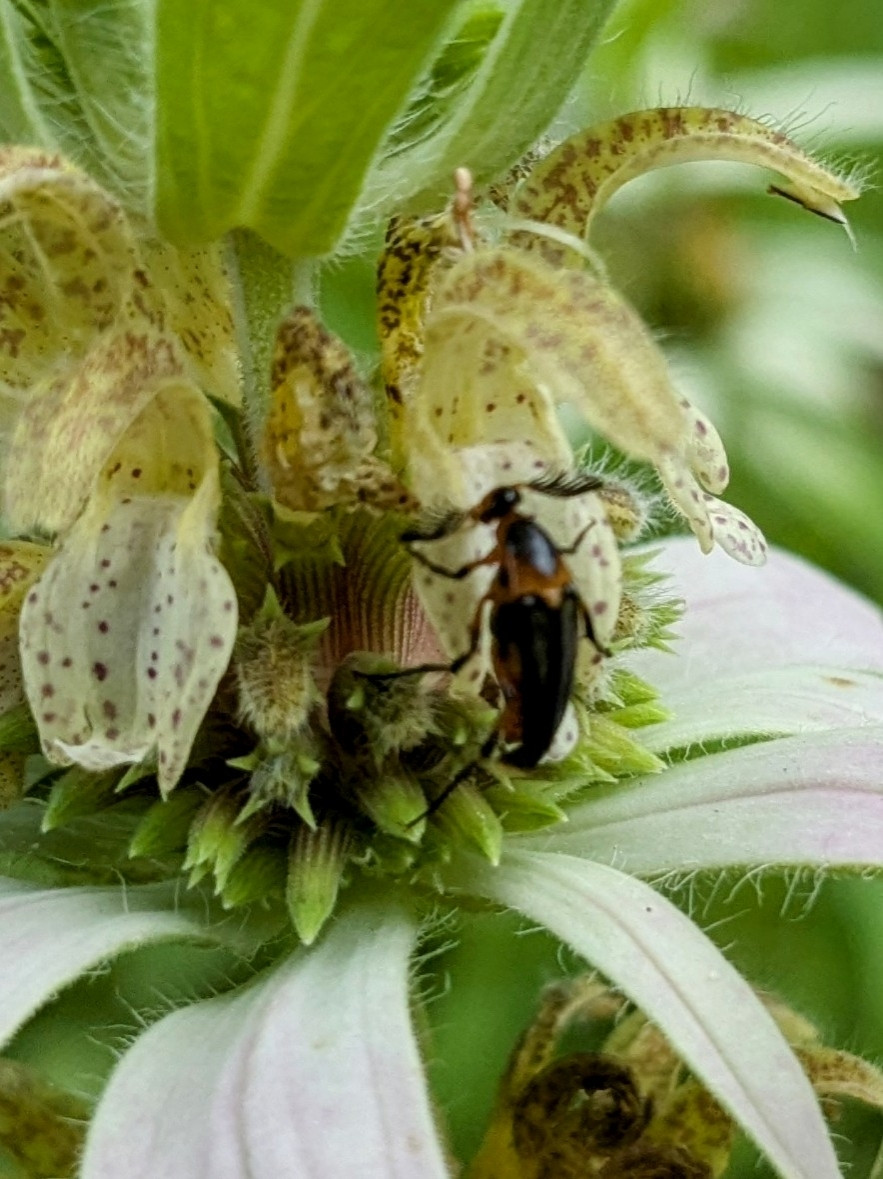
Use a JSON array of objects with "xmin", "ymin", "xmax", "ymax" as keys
[
  {"xmin": 220, "ymin": 843, "xmax": 288, "ymax": 909},
  {"xmin": 271, "ymin": 509, "xmax": 345, "ymax": 574},
  {"xmin": 184, "ymin": 791, "xmax": 265, "ymax": 890},
  {"xmin": 585, "ymin": 715, "xmax": 667, "ymax": 778},
  {"xmin": 241, "ymin": 747, "xmax": 321, "ymax": 828},
  {"xmin": 0, "ymin": 704, "xmax": 38, "ymax": 753},
  {"xmin": 603, "ymin": 668, "xmax": 663, "ymax": 708},
  {"xmin": 356, "ymin": 771, "xmax": 427, "ymax": 843},
  {"xmin": 115, "ymin": 761, "xmax": 157, "ymax": 794},
  {"xmin": 287, "ymin": 820, "xmax": 352, "ymax": 944},
  {"xmin": 431, "ymin": 783, "xmax": 503, "ymax": 865},
  {"xmin": 128, "ymin": 788, "xmax": 206, "ymax": 859},
  {"xmin": 608, "ymin": 702, "xmax": 671, "ymax": 729},
  {"xmin": 487, "ymin": 785, "xmax": 568, "ymax": 832},
  {"xmin": 41, "ymin": 767, "xmax": 120, "ymax": 832}
]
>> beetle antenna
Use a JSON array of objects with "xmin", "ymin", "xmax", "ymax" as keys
[
  {"xmin": 401, "ymin": 507, "xmax": 468, "ymax": 544},
  {"xmin": 529, "ymin": 470, "xmax": 606, "ymax": 498}
]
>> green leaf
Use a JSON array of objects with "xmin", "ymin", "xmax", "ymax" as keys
[
  {"xmin": 45, "ymin": 0, "xmax": 151, "ymax": 202},
  {"xmin": 0, "ymin": 0, "xmax": 150, "ymax": 204},
  {"xmin": 0, "ymin": 2, "xmax": 55, "ymax": 146},
  {"xmin": 355, "ymin": 0, "xmax": 619, "ymax": 227},
  {"xmin": 153, "ymin": 0, "xmax": 459, "ymax": 254},
  {"xmin": 0, "ymin": 1, "xmax": 87, "ymax": 155}
]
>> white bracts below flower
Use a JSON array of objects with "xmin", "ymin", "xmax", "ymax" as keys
[{"xmin": 81, "ymin": 899, "xmax": 449, "ymax": 1179}]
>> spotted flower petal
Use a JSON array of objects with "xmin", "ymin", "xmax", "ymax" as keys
[
  {"xmin": 0, "ymin": 542, "xmax": 49, "ymax": 715},
  {"xmin": 19, "ymin": 389, "xmax": 237, "ymax": 794},
  {"xmin": 82, "ymin": 899, "xmax": 450, "ymax": 1179},
  {"xmin": 0, "ymin": 147, "xmax": 138, "ymax": 404},
  {"xmin": 511, "ymin": 107, "xmax": 861, "ymax": 263},
  {"xmin": 414, "ymin": 247, "xmax": 764, "ymax": 562},
  {"xmin": 0, "ymin": 149, "xmax": 239, "ymax": 532}
]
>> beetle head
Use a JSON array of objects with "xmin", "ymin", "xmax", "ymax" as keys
[{"xmin": 477, "ymin": 486, "xmax": 521, "ymax": 523}]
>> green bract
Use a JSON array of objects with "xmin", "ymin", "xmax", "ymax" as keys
[{"xmin": 0, "ymin": 0, "xmax": 618, "ymax": 253}]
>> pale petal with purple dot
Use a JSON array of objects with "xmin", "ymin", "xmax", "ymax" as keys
[
  {"xmin": 544, "ymin": 700, "xmax": 580, "ymax": 761},
  {"xmin": 704, "ymin": 495, "xmax": 768, "ymax": 567},
  {"xmin": 20, "ymin": 479, "xmax": 236, "ymax": 793},
  {"xmin": 4, "ymin": 311, "xmax": 187, "ymax": 534},
  {"xmin": 426, "ymin": 249, "xmax": 685, "ymax": 466},
  {"xmin": 0, "ymin": 542, "xmax": 49, "ymax": 714},
  {"xmin": 680, "ymin": 396, "xmax": 730, "ymax": 495},
  {"xmin": 656, "ymin": 455, "xmax": 715, "ymax": 555},
  {"xmin": 140, "ymin": 238, "xmax": 240, "ymax": 407},
  {"xmin": 410, "ymin": 523, "xmax": 495, "ymax": 673}
]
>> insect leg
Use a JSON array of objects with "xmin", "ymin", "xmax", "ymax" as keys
[
  {"xmin": 405, "ymin": 542, "xmax": 496, "ymax": 581},
  {"xmin": 409, "ymin": 729, "xmax": 501, "ymax": 823},
  {"xmin": 575, "ymin": 597, "xmax": 612, "ymax": 658},
  {"xmin": 556, "ymin": 519, "xmax": 596, "ymax": 557},
  {"xmin": 401, "ymin": 510, "xmax": 467, "ymax": 545},
  {"xmin": 354, "ymin": 596, "xmax": 488, "ymax": 682}
]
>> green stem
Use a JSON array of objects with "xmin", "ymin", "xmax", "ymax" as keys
[{"xmin": 226, "ymin": 230, "xmax": 316, "ymax": 482}]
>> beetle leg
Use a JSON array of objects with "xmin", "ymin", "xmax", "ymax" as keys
[
  {"xmin": 556, "ymin": 519, "xmax": 596, "ymax": 556},
  {"xmin": 558, "ymin": 524, "xmax": 616, "ymax": 655},
  {"xmin": 447, "ymin": 597, "xmax": 489, "ymax": 673},
  {"xmin": 353, "ymin": 661, "xmax": 450, "ymax": 683},
  {"xmin": 355, "ymin": 596, "xmax": 489, "ymax": 682},
  {"xmin": 400, "ymin": 509, "xmax": 467, "ymax": 544},
  {"xmin": 578, "ymin": 600, "xmax": 612, "ymax": 659},
  {"xmin": 409, "ymin": 729, "xmax": 501, "ymax": 823},
  {"xmin": 405, "ymin": 541, "xmax": 496, "ymax": 581}
]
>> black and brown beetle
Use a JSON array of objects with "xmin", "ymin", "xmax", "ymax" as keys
[{"xmin": 376, "ymin": 472, "xmax": 612, "ymax": 813}]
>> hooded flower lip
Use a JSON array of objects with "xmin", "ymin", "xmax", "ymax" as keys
[
  {"xmin": 2, "ymin": 542, "xmax": 882, "ymax": 1179},
  {"xmin": 381, "ymin": 107, "xmax": 857, "ymax": 575},
  {"xmin": 510, "ymin": 107, "xmax": 861, "ymax": 258},
  {"xmin": 0, "ymin": 150, "xmax": 240, "ymax": 793}
]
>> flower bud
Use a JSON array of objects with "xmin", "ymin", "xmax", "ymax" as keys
[
  {"xmin": 355, "ymin": 770, "xmax": 427, "ymax": 843},
  {"xmin": 235, "ymin": 593, "xmax": 327, "ymax": 744},
  {"xmin": 287, "ymin": 820, "xmax": 352, "ymax": 945}
]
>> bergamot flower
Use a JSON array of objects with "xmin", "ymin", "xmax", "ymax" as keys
[{"xmin": 0, "ymin": 6, "xmax": 878, "ymax": 1175}]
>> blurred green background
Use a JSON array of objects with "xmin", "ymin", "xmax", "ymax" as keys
[{"xmin": 408, "ymin": 0, "xmax": 883, "ymax": 1173}]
